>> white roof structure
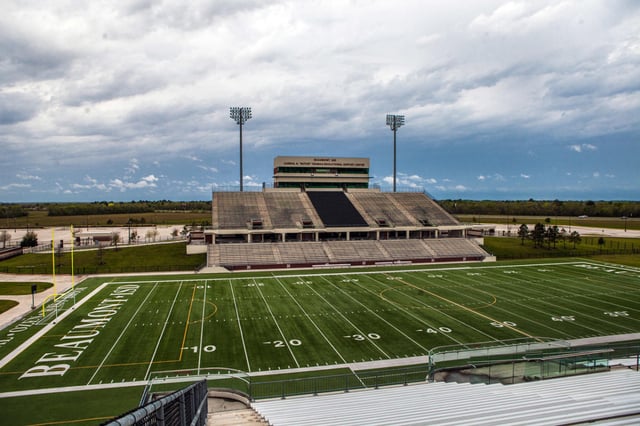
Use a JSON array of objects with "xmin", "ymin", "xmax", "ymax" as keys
[{"xmin": 253, "ymin": 369, "xmax": 640, "ymax": 425}]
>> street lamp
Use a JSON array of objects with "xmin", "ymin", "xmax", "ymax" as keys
[
  {"xmin": 386, "ymin": 114, "xmax": 405, "ymax": 192},
  {"xmin": 229, "ymin": 107, "xmax": 252, "ymax": 192}
]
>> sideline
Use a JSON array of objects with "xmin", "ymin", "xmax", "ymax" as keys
[
  {"xmin": 0, "ymin": 275, "xmax": 87, "ymax": 330},
  {"xmin": 0, "ymin": 283, "xmax": 109, "ymax": 369},
  {"xmin": 2, "ymin": 333, "xmax": 639, "ymax": 400}
]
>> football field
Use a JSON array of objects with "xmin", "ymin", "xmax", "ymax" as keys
[{"xmin": 1, "ymin": 260, "xmax": 640, "ymax": 395}]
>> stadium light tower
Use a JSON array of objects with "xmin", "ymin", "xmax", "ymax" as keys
[
  {"xmin": 386, "ymin": 114, "xmax": 405, "ymax": 192},
  {"xmin": 229, "ymin": 107, "xmax": 252, "ymax": 192}
]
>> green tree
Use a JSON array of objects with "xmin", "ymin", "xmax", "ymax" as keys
[
  {"xmin": 532, "ymin": 223, "xmax": 545, "ymax": 248},
  {"xmin": 518, "ymin": 224, "xmax": 529, "ymax": 245},
  {"xmin": 569, "ymin": 231, "xmax": 581, "ymax": 249},
  {"xmin": 20, "ymin": 231, "xmax": 38, "ymax": 247},
  {"xmin": 546, "ymin": 225, "xmax": 559, "ymax": 249}
]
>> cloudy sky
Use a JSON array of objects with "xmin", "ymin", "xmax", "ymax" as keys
[{"xmin": 1, "ymin": 0, "xmax": 639, "ymax": 202}]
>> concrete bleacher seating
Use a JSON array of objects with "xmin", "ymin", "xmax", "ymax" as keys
[
  {"xmin": 214, "ymin": 243, "xmax": 278, "ymax": 267},
  {"xmin": 274, "ymin": 242, "xmax": 330, "ymax": 264},
  {"xmin": 208, "ymin": 189, "xmax": 491, "ymax": 269},
  {"xmin": 348, "ymin": 191, "xmax": 414, "ymax": 227},
  {"xmin": 325, "ymin": 240, "xmax": 388, "ymax": 262},
  {"xmin": 253, "ymin": 369, "xmax": 640, "ymax": 425},
  {"xmin": 213, "ymin": 192, "xmax": 271, "ymax": 229},
  {"xmin": 380, "ymin": 239, "xmax": 437, "ymax": 260},
  {"xmin": 212, "ymin": 190, "xmax": 460, "ymax": 231},
  {"xmin": 388, "ymin": 192, "xmax": 459, "ymax": 226},
  {"xmin": 263, "ymin": 191, "xmax": 322, "ymax": 229},
  {"xmin": 210, "ymin": 238, "xmax": 488, "ymax": 269},
  {"xmin": 425, "ymin": 238, "xmax": 488, "ymax": 258}
]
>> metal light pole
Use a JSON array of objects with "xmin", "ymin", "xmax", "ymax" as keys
[
  {"xmin": 230, "ymin": 107, "xmax": 252, "ymax": 192},
  {"xmin": 386, "ymin": 114, "xmax": 405, "ymax": 192}
]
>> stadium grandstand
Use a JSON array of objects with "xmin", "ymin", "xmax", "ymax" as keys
[{"xmin": 203, "ymin": 156, "xmax": 494, "ymax": 270}]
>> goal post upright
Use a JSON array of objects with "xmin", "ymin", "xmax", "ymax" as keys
[
  {"xmin": 51, "ymin": 228, "xmax": 57, "ymax": 296},
  {"xmin": 71, "ymin": 225, "xmax": 75, "ymax": 306}
]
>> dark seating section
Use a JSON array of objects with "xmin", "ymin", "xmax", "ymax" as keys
[{"xmin": 306, "ymin": 191, "xmax": 368, "ymax": 227}]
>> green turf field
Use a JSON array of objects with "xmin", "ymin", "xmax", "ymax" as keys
[{"xmin": 0, "ymin": 260, "xmax": 639, "ymax": 423}]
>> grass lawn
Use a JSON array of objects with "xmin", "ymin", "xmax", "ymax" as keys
[
  {"xmin": 0, "ymin": 282, "xmax": 53, "ymax": 295},
  {"xmin": 0, "ymin": 242, "xmax": 206, "ymax": 274},
  {"xmin": 0, "ymin": 300, "xmax": 19, "ymax": 315},
  {"xmin": 6, "ymin": 209, "xmax": 211, "ymax": 228},
  {"xmin": 483, "ymin": 235, "xmax": 640, "ymax": 261},
  {"xmin": 0, "ymin": 386, "xmax": 144, "ymax": 426}
]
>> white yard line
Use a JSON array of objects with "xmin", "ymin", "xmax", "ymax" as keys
[
  {"xmin": 364, "ymin": 274, "xmax": 473, "ymax": 346},
  {"xmin": 273, "ymin": 275, "xmax": 348, "ymax": 364},
  {"xmin": 303, "ymin": 281, "xmax": 391, "ymax": 359},
  {"xmin": 87, "ymin": 282, "xmax": 159, "ymax": 385},
  {"xmin": 229, "ymin": 280, "xmax": 251, "ymax": 372},
  {"xmin": 197, "ymin": 280, "xmax": 207, "ymax": 374},
  {"xmin": 253, "ymin": 278, "xmax": 300, "ymax": 368},
  {"xmin": 324, "ymin": 275, "xmax": 431, "ymax": 353},
  {"xmin": 144, "ymin": 281, "xmax": 183, "ymax": 380}
]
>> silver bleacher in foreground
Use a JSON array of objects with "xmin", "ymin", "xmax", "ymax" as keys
[{"xmin": 253, "ymin": 369, "xmax": 640, "ymax": 425}]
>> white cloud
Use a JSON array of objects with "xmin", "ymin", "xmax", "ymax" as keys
[
  {"xmin": 110, "ymin": 174, "xmax": 158, "ymax": 191},
  {"xmin": 125, "ymin": 158, "xmax": 140, "ymax": 177},
  {"xmin": 1, "ymin": 0, "xmax": 639, "ymax": 201},
  {"xmin": 16, "ymin": 173, "xmax": 41, "ymax": 181},
  {"xmin": 569, "ymin": 143, "xmax": 598, "ymax": 153},
  {"xmin": 477, "ymin": 173, "xmax": 505, "ymax": 182},
  {"xmin": 520, "ymin": 173, "xmax": 530, "ymax": 179},
  {"xmin": 1, "ymin": 183, "xmax": 31, "ymax": 190},
  {"xmin": 197, "ymin": 165, "xmax": 219, "ymax": 173}
]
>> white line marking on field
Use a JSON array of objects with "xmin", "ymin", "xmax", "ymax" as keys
[
  {"xmin": 273, "ymin": 275, "xmax": 348, "ymax": 364},
  {"xmin": 323, "ymin": 275, "xmax": 430, "ymax": 353},
  {"xmin": 197, "ymin": 280, "xmax": 207, "ymax": 374},
  {"xmin": 87, "ymin": 282, "xmax": 159, "ymax": 385},
  {"xmin": 304, "ymin": 281, "xmax": 391, "ymax": 359},
  {"xmin": 253, "ymin": 278, "xmax": 300, "ymax": 368},
  {"xmin": 229, "ymin": 280, "xmax": 251, "ymax": 372},
  {"xmin": 144, "ymin": 281, "xmax": 183, "ymax": 380}
]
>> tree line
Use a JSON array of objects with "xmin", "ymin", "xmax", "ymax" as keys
[
  {"xmin": 517, "ymin": 223, "xmax": 583, "ymax": 249},
  {"xmin": 0, "ymin": 205, "xmax": 29, "ymax": 219},
  {"xmin": 1, "ymin": 201, "xmax": 212, "ymax": 218},
  {"xmin": 438, "ymin": 199, "xmax": 640, "ymax": 218}
]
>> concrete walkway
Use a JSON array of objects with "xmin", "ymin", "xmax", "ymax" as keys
[{"xmin": 0, "ymin": 274, "xmax": 86, "ymax": 330}]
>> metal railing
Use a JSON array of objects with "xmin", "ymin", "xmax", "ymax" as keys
[{"xmin": 103, "ymin": 380, "xmax": 208, "ymax": 426}]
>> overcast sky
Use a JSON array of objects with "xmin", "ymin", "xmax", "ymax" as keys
[{"xmin": 1, "ymin": 0, "xmax": 639, "ymax": 202}]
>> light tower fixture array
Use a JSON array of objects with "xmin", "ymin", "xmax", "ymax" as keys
[
  {"xmin": 386, "ymin": 114, "xmax": 405, "ymax": 192},
  {"xmin": 229, "ymin": 107, "xmax": 252, "ymax": 191}
]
